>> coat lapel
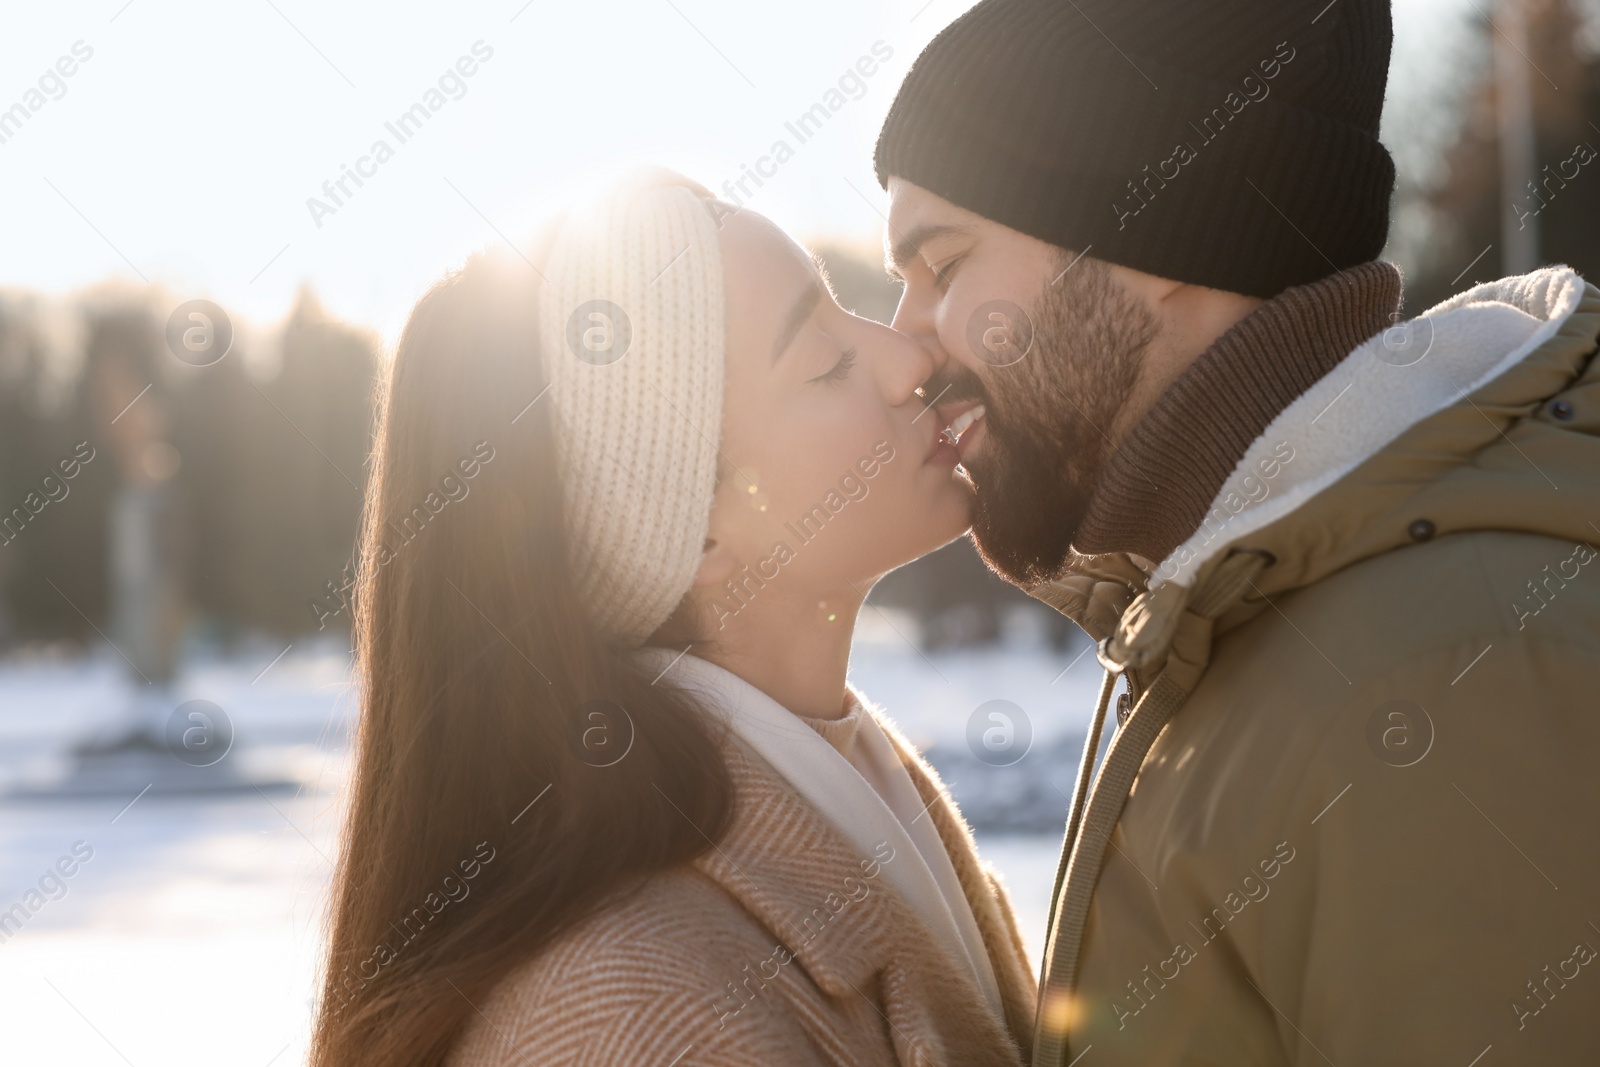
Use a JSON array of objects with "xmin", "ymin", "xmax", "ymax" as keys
[
  {"xmin": 867, "ymin": 699, "xmax": 1040, "ymax": 1063},
  {"xmin": 692, "ymin": 739, "xmax": 1029, "ymax": 1066}
]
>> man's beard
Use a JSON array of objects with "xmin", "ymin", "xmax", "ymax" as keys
[{"xmin": 941, "ymin": 252, "xmax": 1158, "ymax": 588}]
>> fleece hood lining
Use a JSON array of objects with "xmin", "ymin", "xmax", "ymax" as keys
[{"xmin": 1153, "ymin": 265, "xmax": 1589, "ymax": 588}]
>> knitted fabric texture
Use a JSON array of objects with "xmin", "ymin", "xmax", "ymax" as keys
[
  {"xmin": 874, "ymin": 0, "xmax": 1396, "ymax": 298},
  {"xmin": 535, "ymin": 181, "xmax": 725, "ymax": 647}
]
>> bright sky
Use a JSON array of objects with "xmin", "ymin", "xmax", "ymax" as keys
[{"xmin": 0, "ymin": 0, "xmax": 1473, "ymax": 348}]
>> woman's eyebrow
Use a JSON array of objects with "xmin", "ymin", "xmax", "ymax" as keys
[{"xmin": 771, "ymin": 283, "xmax": 823, "ymax": 363}]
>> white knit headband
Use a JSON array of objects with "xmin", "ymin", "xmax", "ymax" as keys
[{"xmin": 534, "ymin": 178, "xmax": 725, "ymax": 648}]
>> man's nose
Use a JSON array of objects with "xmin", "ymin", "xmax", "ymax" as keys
[{"xmin": 889, "ymin": 285, "xmax": 952, "ymax": 379}]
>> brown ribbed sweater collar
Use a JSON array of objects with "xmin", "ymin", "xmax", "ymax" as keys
[{"xmin": 1073, "ymin": 260, "xmax": 1404, "ymax": 564}]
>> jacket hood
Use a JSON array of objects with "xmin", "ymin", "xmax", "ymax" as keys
[{"xmin": 1164, "ymin": 264, "xmax": 1597, "ymax": 590}]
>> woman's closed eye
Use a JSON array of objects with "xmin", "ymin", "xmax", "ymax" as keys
[{"xmin": 807, "ymin": 345, "xmax": 857, "ymax": 386}]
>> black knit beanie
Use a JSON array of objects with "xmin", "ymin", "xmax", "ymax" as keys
[{"xmin": 874, "ymin": 0, "xmax": 1396, "ymax": 298}]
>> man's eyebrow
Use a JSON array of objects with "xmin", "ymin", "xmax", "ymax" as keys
[
  {"xmin": 888, "ymin": 223, "xmax": 971, "ymax": 274},
  {"xmin": 772, "ymin": 283, "xmax": 823, "ymax": 362}
]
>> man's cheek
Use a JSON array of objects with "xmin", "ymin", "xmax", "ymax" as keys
[
  {"xmin": 934, "ymin": 303, "xmax": 979, "ymax": 375},
  {"xmin": 937, "ymin": 294, "xmax": 989, "ymax": 376}
]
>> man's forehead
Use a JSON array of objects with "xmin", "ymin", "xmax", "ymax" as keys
[{"xmin": 886, "ymin": 176, "xmax": 962, "ymax": 226}]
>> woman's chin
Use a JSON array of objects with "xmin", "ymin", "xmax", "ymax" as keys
[
  {"xmin": 846, "ymin": 482, "xmax": 976, "ymax": 576},
  {"xmin": 920, "ymin": 483, "xmax": 979, "ymax": 554},
  {"xmin": 946, "ymin": 472, "xmax": 979, "ymax": 521}
]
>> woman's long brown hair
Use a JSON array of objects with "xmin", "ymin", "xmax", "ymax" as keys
[{"xmin": 309, "ymin": 246, "xmax": 733, "ymax": 1066}]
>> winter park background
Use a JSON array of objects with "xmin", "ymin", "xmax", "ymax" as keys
[{"xmin": 4, "ymin": 0, "xmax": 1600, "ymax": 1062}]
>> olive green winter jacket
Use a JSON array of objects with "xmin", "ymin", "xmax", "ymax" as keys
[{"xmin": 1029, "ymin": 265, "xmax": 1600, "ymax": 1067}]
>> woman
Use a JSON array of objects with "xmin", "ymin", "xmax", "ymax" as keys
[{"xmin": 309, "ymin": 170, "xmax": 1035, "ymax": 1067}]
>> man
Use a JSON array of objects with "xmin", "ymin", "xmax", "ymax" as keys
[{"xmin": 875, "ymin": 1, "xmax": 1600, "ymax": 1064}]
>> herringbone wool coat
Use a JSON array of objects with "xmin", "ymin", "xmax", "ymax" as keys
[{"xmin": 446, "ymin": 694, "xmax": 1037, "ymax": 1066}]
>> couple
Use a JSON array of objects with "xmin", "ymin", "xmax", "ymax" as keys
[{"xmin": 314, "ymin": 1, "xmax": 1600, "ymax": 1065}]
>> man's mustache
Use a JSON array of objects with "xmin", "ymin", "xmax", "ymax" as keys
[{"xmin": 921, "ymin": 364, "xmax": 987, "ymax": 407}]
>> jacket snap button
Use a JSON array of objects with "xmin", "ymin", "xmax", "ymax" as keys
[
  {"xmin": 1408, "ymin": 518, "xmax": 1436, "ymax": 542},
  {"xmin": 1550, "ymin": 400, "xmax": 1575, "ymax": 421}
]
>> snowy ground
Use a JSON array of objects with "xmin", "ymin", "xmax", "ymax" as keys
[{"xmin": 0, "ymin": 614, "xmax": 1107, "ymax": 1064}]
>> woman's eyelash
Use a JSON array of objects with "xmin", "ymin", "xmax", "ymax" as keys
[{"xmin": 809, "ymin": 347, "xmax": 856, "ymax": 385}]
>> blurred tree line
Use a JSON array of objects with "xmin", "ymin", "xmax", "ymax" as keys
[
  {"xmin": 1398, "ymin": 0, "xmax": 1600, "ymax": 308},
  {"xmin": 2, "ymin": 0, "xmax": 1595, "ymax": 658},
  {"xmin": 0, "ymin": 287, "xmax": 375, "ymax": 652},
  {"xmin": 0, "ymin": 256, "xmax": 1070, "ymax": 658}
]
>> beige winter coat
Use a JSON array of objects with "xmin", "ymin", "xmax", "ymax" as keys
[
  {"xmin": 1029, "ymin": 266, "xmax": 1600, "ymax": 1066},
  {"xmin": 446, "ymin": 693, "xmax": 1037, "ymax": 1066}
]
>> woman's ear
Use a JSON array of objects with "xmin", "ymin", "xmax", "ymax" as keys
[{"xmin": 691, "ymin": 537, "xmax": 739, "ymax": 590}]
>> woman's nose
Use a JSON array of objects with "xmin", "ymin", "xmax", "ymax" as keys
[{"xmin": 867, "ymin": 318, "xmax": 938, "ymax": 407}]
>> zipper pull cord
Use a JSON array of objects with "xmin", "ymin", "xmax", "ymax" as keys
[{"xmin": 1037, "ymin": 646, "xmax": 1122, "ymax": 991}]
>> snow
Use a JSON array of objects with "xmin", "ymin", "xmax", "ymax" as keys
[{"xmin": 0, "ymin": 621, "xmax": 1102, "ymax": 1063}]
